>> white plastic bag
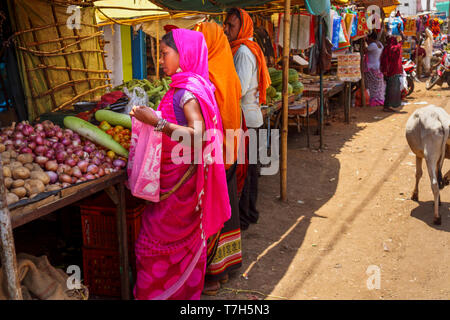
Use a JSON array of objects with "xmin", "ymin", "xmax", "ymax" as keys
[
  {"xmin": 123, "ymin": 86, "xmax": 148, "ymax": 114},
  {"xmin": 400, "ymin": 70, "xmax": 408, "ymax": 92}
]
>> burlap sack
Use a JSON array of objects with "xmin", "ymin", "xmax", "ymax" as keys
[
  {"xmin": 0, "ymin": 258, "xmax": 33, "ymax": 299},
  {"xmin": 0, "ymin": 253, "xmax": 88, "ymax": 300}
]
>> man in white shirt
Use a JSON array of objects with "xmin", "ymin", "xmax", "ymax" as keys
[{"xmin": 224, "ymin": 8, "xmax": 271, "ymax": 230}]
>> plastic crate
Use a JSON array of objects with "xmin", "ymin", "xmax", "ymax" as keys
[
  {"xmin": 82, "ymin": 247, "xmax": 136, "ymax": 298},
  {"xmin": 80, "ymin": 190, "xmax": 146, "ymax": 250}
]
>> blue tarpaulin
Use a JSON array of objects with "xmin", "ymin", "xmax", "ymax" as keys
[{"xmin": 304, "ymin": 0, "xmax": 330, "ymax": 16}]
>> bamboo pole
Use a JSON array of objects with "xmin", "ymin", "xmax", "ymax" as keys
[
  {"xmin": 26, "ymin": 32, "xmax": 103, "ymax": 47},
  {"xmin": 51, "ymin": 5, "xmax": 78, "ymax": 98},
  {"xmin": 0, "ymin": 160, "xmax": 22, "ymax": 300},
  {"xmin": 156, "ymin": 20, "xmax": 160, "ymax": 80},
  {"xmin": 23, "ymin": 32, "xmax": 103, "ymax": 54},
  {"xmin": 72, "ymin": 28, "xmax": 94, "ymax": 90},
  {"xmin": 12, "ymin": 22, "xmax": 98, "ymax": 38},
  {"xmin": 29, "ymin": 65, "xmax": 111, "ymax": 74},
  {"xmin": 53, "ymin": 84, "xmax": 112, "ymax": 111},
  {"xmin": 319, "ymin": 17, "xmax": 324, "ymax": 150},
  {"xmin": 280, "ymin": 0, "xmax": 291, "ymax": 202},
  {"xmin": 34, "ymin": 77, "xmax": 111, "ymax": 99},
  {"xmin": 28, "ymin": 18, "xmax": 57, "ymax": 110},
  {"xmin": 359, "ymin": 38, "xmax": 367, "ymax": 108},
  {"xmin": 17, "ymin": 47, "xmax": 105, "ymax": 57}
]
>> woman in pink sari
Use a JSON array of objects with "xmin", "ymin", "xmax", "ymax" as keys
[{"xmin": 130, "ymin": 29, "xmax": 231, "ymax": 300}]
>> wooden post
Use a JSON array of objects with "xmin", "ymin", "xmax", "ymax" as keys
[
  {"xmin": 415, "ymin": 35, "xmax": 420, "ymax": 79},
  {"xmin": 156, "ymin": 20, "xmax": 160, "ymax": 79},
  {"xmin": 359, "ymin": 38, "xmax": 367, "ymax": 108},
  {"xmin": 0, "ymin": 161, "xmax": 22, "ymax": 300},
  {"xmin": 319, "ymin": 17, "xmax": 324, "ymax": 150},
  {"xmin": 280, "ymin": 0, "xmax": 291, "ymax": 202},
  {"xmin": 115, "ymin": 183, "xmax": 130, "ymax": 300}
]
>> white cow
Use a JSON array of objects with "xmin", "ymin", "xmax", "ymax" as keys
[{"xmin": 405, "ymin": 105, "xmax": 450, "ymax": 225}]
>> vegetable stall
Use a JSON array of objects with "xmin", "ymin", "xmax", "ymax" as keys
[
  {"xmin": 0, "ymin": 0, "xmax": 334, "ymax": 299},
  {"xmin": 0, "ymin": 0, "xmax": 138, "ymax": 300}
]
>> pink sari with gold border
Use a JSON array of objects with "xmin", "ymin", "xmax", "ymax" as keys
[{"xmin": 133, "ymin": 29, "xmax": 231, "ymax": 300}]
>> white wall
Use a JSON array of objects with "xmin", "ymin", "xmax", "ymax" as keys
[
  {"xmin": 397, "ymin": 1, "xmax": 417, "ymax": 16},
  {"xmin": 100, "ymin": 24, "xmax": 124, "ymax": 88}
]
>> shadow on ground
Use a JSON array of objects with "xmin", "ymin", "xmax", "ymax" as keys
[
  {"xmin": 203, "ymin": 98, "xmax": 406, "ymax": 300},
  {"xmin": 410, "ymin": 201, "xmax": 450, "ymax": 232}
]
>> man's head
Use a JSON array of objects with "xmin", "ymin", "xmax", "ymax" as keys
[{"xmin": 224, "ymin": 8, "xmax": 241, "ymax": 43}]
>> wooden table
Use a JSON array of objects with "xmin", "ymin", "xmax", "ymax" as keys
[
  {"xmin": 0, "ymin": 170, "xmax": 131, "ymax": 300},
  {"xmin": 300, "ymin": 79, "xmax": 351, "ymax": 123}
]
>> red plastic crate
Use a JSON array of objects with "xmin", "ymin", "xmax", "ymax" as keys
[
  {"xmin": 79, "ymin": 190, "xmax": 146, "ymax": 250},
  {"xmin": 82, "ymin": 247, "xmax": 137, "ymax": 298}
]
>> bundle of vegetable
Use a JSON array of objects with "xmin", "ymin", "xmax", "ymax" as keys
[
  {"xmin": 266, "ymin": 67, "xmax": 303, "ymax": 104},
  {"xmin": 63, "ymin": 116, "xmax": 129, "ymax": 158},
  {"xmin": 0, "ymin": 120, "xmax": 127, "ymax": 206},
  {"xmin": 113, "ymin": 77, "xmax": 172, "ymax": 110},
  {"xmin": 97, "ymin": 121, "xmax": 131, "ymax": 152}
]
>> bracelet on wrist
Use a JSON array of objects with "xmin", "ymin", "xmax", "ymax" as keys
[{"xmin": 155, "ymin": 118, "xmax": 167, "ymax": 132}]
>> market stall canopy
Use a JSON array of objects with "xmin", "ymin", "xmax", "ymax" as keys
[
  {"xmin": 94, "ymin": 0, "xmax": 168, "ymax": 22},
  {"xmin": 304, "ymin": 0, "xmax": 330, "ymax": 16},
  {"xmin": 148, "ymin": 0, "xmax": 274, "ymax": 13},
  {"xmin": 436, "ymin": 0, "xmax": 450, "ymax": 13},
  {"xmin": 355, "ymin": 0, "xmax": 400, "ymax": 8}
]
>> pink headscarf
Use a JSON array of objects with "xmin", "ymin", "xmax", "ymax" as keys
[{"xmin": 169, "ymin": 29, "xmax": 231, "ymax": 239}]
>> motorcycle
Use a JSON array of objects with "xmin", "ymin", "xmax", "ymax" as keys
[
  {"xmin": 426, "ymin": 51, "xmax": 450, "ymax": 90},
  {"xmin": 401, "ymin": 58, "xmax": 416, "ymax": 98}
]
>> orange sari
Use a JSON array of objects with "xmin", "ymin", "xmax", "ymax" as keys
[
  {"xmin": 196, "ymin": 22, "xmax": 242, "ymax": 170},
  {"xmin": 230, "ymin": 8, "xmax": 271, "ymax": 105}
]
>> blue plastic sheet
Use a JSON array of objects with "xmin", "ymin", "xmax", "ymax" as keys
[
  {"xmin": 389, "ymin": 17, "xmax": 404, "ymax": 36},
  {"xmin": 304, "ymin": 0, "xmax": 330, "ymax": 16}
]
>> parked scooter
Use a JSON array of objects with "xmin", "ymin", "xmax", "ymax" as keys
[
  {"xmin": 402, "ymin": 58, "xmax": 416, "ymax": 97},
  {"xmin": 426, "ymin": 50, "xmax": 450, "ymax": 90}
]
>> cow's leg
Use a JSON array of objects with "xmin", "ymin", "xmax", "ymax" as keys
[
  {"xmin": 412, "ymin": 156, "xmax": 422, "ymax": 201},
  {"xmin": 436, "ymin": 163, "xmax": 443, "ymax": 206},
  {"xmin": 425, "ymin": 156, "xmax": 442, "ymax": 225}
]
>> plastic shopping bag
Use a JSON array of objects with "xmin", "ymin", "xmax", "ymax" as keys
[
  {"xmin": 123, "ymin": 86, "xmax": 148, "ymax": 114},
  {"xmin": 127, "ymin": 113, "xmax": 162, "ymax": 202}
]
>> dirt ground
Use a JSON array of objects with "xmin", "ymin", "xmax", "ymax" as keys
[{"xmin": 203, "ymin": 81, "xmax": 450, "ymax": 300}]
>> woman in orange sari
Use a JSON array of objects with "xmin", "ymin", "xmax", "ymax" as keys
[{"xmin": 196, "ymin": 21, "xmax": 244, "ymax": 295}]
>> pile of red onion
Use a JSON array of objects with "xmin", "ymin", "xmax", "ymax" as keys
[{"xmin": 1, "ymin": 120, "xmax": 127, "ymax": 188}]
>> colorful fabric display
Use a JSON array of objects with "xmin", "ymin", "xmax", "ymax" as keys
[
  {"xmin": 332, "ymin": 14, "xmax": 342, "ymax": 51},
  {"xmin": 337, "ymin": 53, "xmax": 361, "ymax": 82},
  {"xmin": 344, "ymin": 13, "xmax": 355, "ymax": 37},
  {"xmin": 277, "ymin": 13, "xmax": 315, "ymax": 50},
  {"xmin": 416, "ymin": 16, "xmax": 425, "ymax": 34},
  {"xmin": 351, "ymin": 13, "xmax": 358, "ymax": 39},
  {"xmin": 337, "ymin": 18, "xmax": 351, "ymax": 51},
  {"xmin": 356, "ymin": 11, "xmax": 369, "ymax": 38},
  {"xmin": 389, "ymin": 17, "xmax": 404, "ymax": 36},
  {"xmin": 431, "ymin": 18, "xmax": 441, "ymax": 38},
  {"xmin": 404, "ymin": 18, "xmax": 416, "ymax": 36}
]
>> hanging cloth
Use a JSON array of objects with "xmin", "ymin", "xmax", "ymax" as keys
[
  {"xmin": 331, "ymin": 14, "xmax": 342, "ymax": 51},
  {"xmin": 337, "ymin": 17, "xmax": 351, "ymax": 51},
  {"xmin": 404, "ymin": 18, "xmax": 416, "ymax": 37},
  {"xmin": 277, "ymin": 13, "xmax": 315, "ymax": 51},
  {"xmin": 356, "ymin": 11, "xmax": 369, "ymax": 39}
]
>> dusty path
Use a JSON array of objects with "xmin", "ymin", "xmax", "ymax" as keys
[{"xmin": 204, "ymin": 82, "xmax": 450, "ymax": 300}]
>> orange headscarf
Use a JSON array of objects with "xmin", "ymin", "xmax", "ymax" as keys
[
  {"xmin": 196, "ymin": 22, "xmax": 242, "ymax": 169},
  {"xmin": 230, "ymin": 8, "xmax": 271, "ymax": 104}
]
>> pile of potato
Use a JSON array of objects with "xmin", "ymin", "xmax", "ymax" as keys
[{"xmin": 2, "ymin": 146, "xmax": 61, "ymax": 206}]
